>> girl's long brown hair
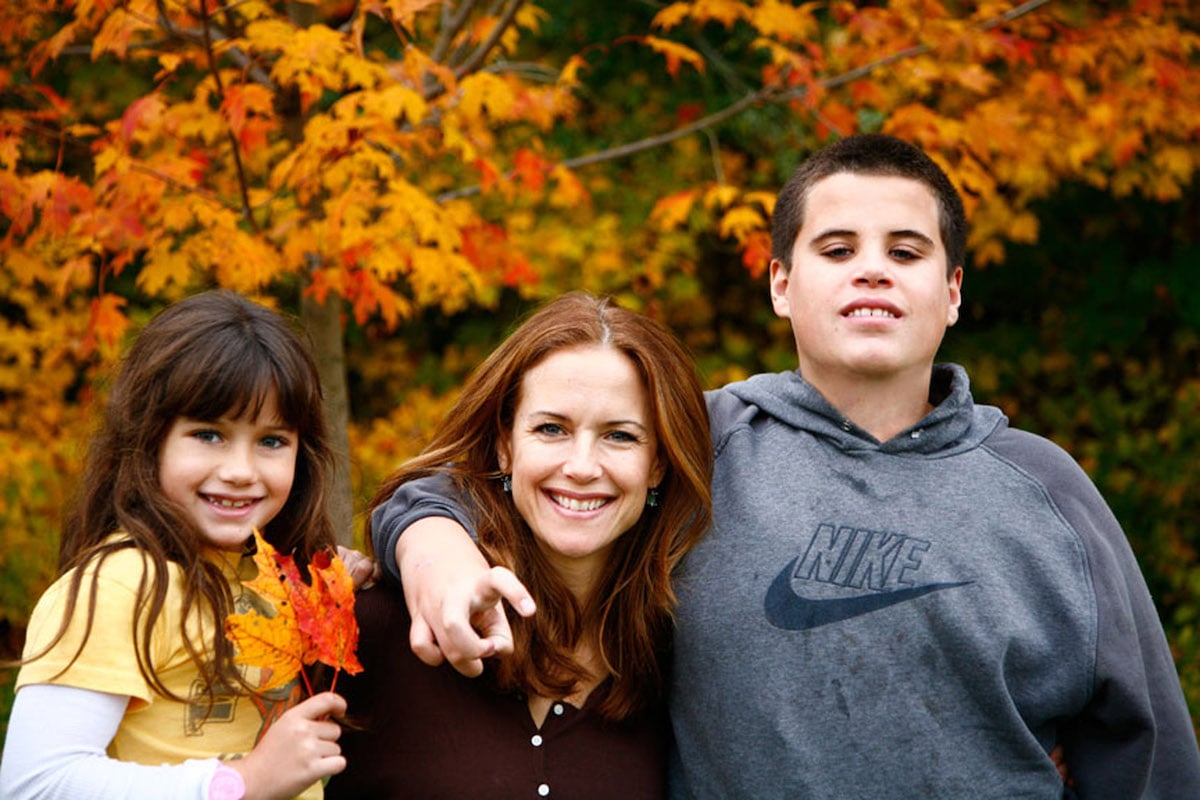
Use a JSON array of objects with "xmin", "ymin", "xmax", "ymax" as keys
[
  {"xmin": 369, "ymin": 292, "xmax": 712, "ymax": 720},
  {"xmin": 29, "ymin": 290, "xmax": 336, "ymax": 706}
]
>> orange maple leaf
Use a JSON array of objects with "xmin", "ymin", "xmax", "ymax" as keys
[
  {"xmin": 79, "ymin": 293, "xmax": 129, "ymax": 358},
  {"xmin": 304, "ymin": 550, "xmax": 363, "ymax": 684},
  {"xmin": 225, "ymin": 529, "xmax": 362, "ymax": 694}
]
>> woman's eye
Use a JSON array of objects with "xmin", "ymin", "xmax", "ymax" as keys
[
  {"xmin": 607, "ymin": 430, "xmax": 638, "ymax": 443},
  {"xmin": 534, "ymin": 423, "xmax": 565, "ymax": 436}
]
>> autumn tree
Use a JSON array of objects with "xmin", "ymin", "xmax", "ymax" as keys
[{"xmin": 2, "ymin": 0, "xmax": 1199, "ymax": 728}]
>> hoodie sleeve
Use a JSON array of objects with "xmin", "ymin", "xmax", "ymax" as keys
[
  {"xmin": 370, "ymin": 473, "xmax": 479, "ymax": 584},
  {"xmin": 987, "ymin": 427, "xmax": 1200, "ymax": 797},
  {"xmin": 705, "ymin": 386, "xmax": 758, "ymax": 453}
]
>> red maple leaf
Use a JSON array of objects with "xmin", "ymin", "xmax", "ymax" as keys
[{"xmin": 225, "ymin": 529, "xmax": 363, "ymax": 694}]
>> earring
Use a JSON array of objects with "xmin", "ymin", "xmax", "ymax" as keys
[
  {"xmin": 501, "ymin": 474, "xmax": 512, "ymax": 493},
  {"xmin": 646, "ymin": 486, "xmax": 660, "ymax": 508}
]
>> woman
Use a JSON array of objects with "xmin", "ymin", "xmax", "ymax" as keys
[{"xmin": 327, "ymin": 292, "xmax": 712, "ymax": 799}]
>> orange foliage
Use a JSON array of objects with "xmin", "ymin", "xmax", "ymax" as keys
[
  {"xmin": 225, "ymin": 530, "xmax": 362, "ymax": 693},
  {"xmin": 1, "ymin": 0, "xmax": 1199, "ymax": 694}
]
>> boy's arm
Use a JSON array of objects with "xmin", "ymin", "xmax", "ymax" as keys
[
  {"xmin": 996, "ymin": 430, "xmax": 1200, "ymax": 795},
  {"xmin": 1059, "ymin": 501, "xmax": 1200, "ymax": 796},
  {"xmin": 370, "ymin": 476, "xmax": 535, "ymax": 677}
]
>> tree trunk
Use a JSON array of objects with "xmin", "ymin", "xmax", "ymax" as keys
[{"xmin": 301, "ymin": 291, "xmax": 354, "ymax": 546}]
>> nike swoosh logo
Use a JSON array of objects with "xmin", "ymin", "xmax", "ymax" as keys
[{"xmin": 765, "ymin": 556, "xmax": 972, "ymax": 631}]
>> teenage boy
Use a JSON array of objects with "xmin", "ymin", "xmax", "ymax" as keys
[{"xmin": 374, "ymin": 134, "xmax": 1200, "ymax": 797}]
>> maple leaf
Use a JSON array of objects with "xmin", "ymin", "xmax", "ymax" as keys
[
  {"xmin": 639, "ymin": 36, "xmax": 705, "ymax": 78},
  {"xmin": 79, "ymin": 293, "xmax": 129, "ymax": 358},
  {"xmin": 650, "ymin": 189, "xmax": 698, "ymax": 231},
  {"xmin": 304, "ymin": 550, "xmax": 363, "ymax": 684},
  {"xmin": 460, "ymin": 72, "xmax": 516, "ymax": 120},
  {"xmin": 225, "ymin": 529, "xmax": 362, "ymax": 694}
]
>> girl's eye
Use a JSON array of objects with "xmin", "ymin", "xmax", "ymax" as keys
[
  {"xmin": 191, "ymin": 429, "xmax": 222, "ymax": 443},
  {"xmin": 260, "ymin": 435, "xmax": 290, "ymax": 449}
]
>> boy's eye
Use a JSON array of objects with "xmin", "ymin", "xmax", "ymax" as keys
[
  {"xmin": 890, "ymin": 247, "xmax": 920, "ymax": 261},
  {"xmin": 822, "ymin": 245, "xmax": 853, "ymax": 259}
]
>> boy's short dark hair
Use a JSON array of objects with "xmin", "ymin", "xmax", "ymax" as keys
[{"xmin": 770, "ymin": 134, "xmax": 967, "ymax": 277}]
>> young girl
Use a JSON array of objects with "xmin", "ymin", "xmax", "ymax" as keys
[{"xmin": 0, "ymin": 290, "xmax": 347, "ymax": 800}]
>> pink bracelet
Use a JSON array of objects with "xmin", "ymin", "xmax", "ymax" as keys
[{"xmin": 209, "ymin": 763, "xmax": 246, "ymax": 800}]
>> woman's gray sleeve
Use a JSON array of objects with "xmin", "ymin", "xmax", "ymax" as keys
[{"xmin": 370, "ymin": 473, "xmax": 478, "ymax": 583}]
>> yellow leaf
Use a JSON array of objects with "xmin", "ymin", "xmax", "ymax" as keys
[
  {"xmin": 748, "ymin": 0, "xmax": 819, "ymax": 42},
  {"xmin": 367, "ymin": 85, "xmax": 428, "ymax": 124},
  {"xmin": 559, "ymin": 55, "xmax": 589, "ymax": 87},
  {"xmin": 1007, "ymin": 212, "xmax": 1038, "ymax": 244},
  {"xmin": 1153, "ymin": 146, "xmax": 1193, "ymax": 182},
  {"xmin": 459, "ymin": 72, "xmax": 516, "ymax": 120},
  {"xmin": 702, "ymin": 184, "xmax": 739, "ymax": 211},
  {"xmin": 548, "ymin": 165, "xmax": 589, "ymax": 209},
  {"xmin": 954, "ymin": 63, "xmax": 997, "ymax": 94},
  {"xmin": 642, "ymin": 35, "xmax": 705, "ymax": 78},
  {"xmin": 652, "ymin": 3, "xmax": 692, "ymax": 31},
  {"xmin": 718, "ymin": 205, "xmax": 765, "ymax": 242},
  {"xmin": 139, "ymin": 241, "xmax": 194, "ymax": 295},
  {"xmin": 380, "ymin": 0, "xmax": 441, "ymax": 27},
  {"xmin": 649, "ymin": 190, "xmax": 698, "ymax": 231},
  {"xmin": 91, "ymin": 8, "xmax": 149, "ymax": 60},
  {"xmin": 244, "ymin": 19, "xmax": 295, "ymax": 53}
]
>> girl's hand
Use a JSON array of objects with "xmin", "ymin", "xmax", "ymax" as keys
[
  {"xmin": 230, "ymin": 691, "xmax": 347, "ymax": 800},
  {"xmin": 336, "ymin": 546, "xmax": 380, "ymax": 590}
]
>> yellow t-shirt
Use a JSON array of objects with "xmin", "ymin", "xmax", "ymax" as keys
[{"xmin": 18, "ymin": 541, "xmax": 321, "ymax": 799}]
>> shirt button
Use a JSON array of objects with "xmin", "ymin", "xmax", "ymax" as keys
[
  {"xmin": 910, "ymin": 429, "xmax": 922, "ymax": 439},
  {"xmin": 531, "ymin": 734, "xmax": 543, "ymax": 747},
  {"xmin": 841, "ymin": 420, "xmax": 852, "ymax": 431},
  {"xmin": 537, "ymin": 783, "xmax": 550, "ymax": 796},
  {"xmin": 552, "ymin": 703, "xmax": 564, "ymax": 715}
]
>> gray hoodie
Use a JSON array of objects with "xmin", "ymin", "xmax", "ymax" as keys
[{"xmin": 668, "ymin": 363, "xmax": 1199, "ymax": 799}]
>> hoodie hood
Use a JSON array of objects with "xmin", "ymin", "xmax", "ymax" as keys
[{"xmin": 721, "ymin": 362, "xmax": 1006, "ymax": 457}]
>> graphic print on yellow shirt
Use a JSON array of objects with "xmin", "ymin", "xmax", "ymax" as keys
[{"xmin": 17, "ymin": 542, "xmax": 321, "ymax": 799}]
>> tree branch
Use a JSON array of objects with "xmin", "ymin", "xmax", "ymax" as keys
[
  {"xmin": 452, "ymin": 0, "xmax": 525, "ymax": 79},
  {"xmin": 436, "ymin": 0, "xmax": 1058, "ymax": 203},
  {"xmin": 198, "ymin": 0, "xmax": 259, "ymax": 231},
  {"xmin": 431, "ymin": 0, "xmax": 480, "ymax": 63},
  {"xmin": 149, "ymin": 0, "xmax": 275, "ymax": 88}
]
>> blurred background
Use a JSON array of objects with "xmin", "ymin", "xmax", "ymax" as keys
[{"xmin": 1, "ymin": 0, "xmax": 1197, "ymax": 736}]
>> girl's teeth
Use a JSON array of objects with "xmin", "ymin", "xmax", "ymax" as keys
[{"xmin": 211, "ymin": 497, "xmax": 252, "ymax": 508}]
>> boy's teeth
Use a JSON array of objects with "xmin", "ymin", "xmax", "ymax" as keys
[
  {"xmin": 847, "ymin": 307, "xmax": 896, "ymax": 318},
  {"xmin": 552, "ymin": 494, "xmax": 605, "ymax": 512}
]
